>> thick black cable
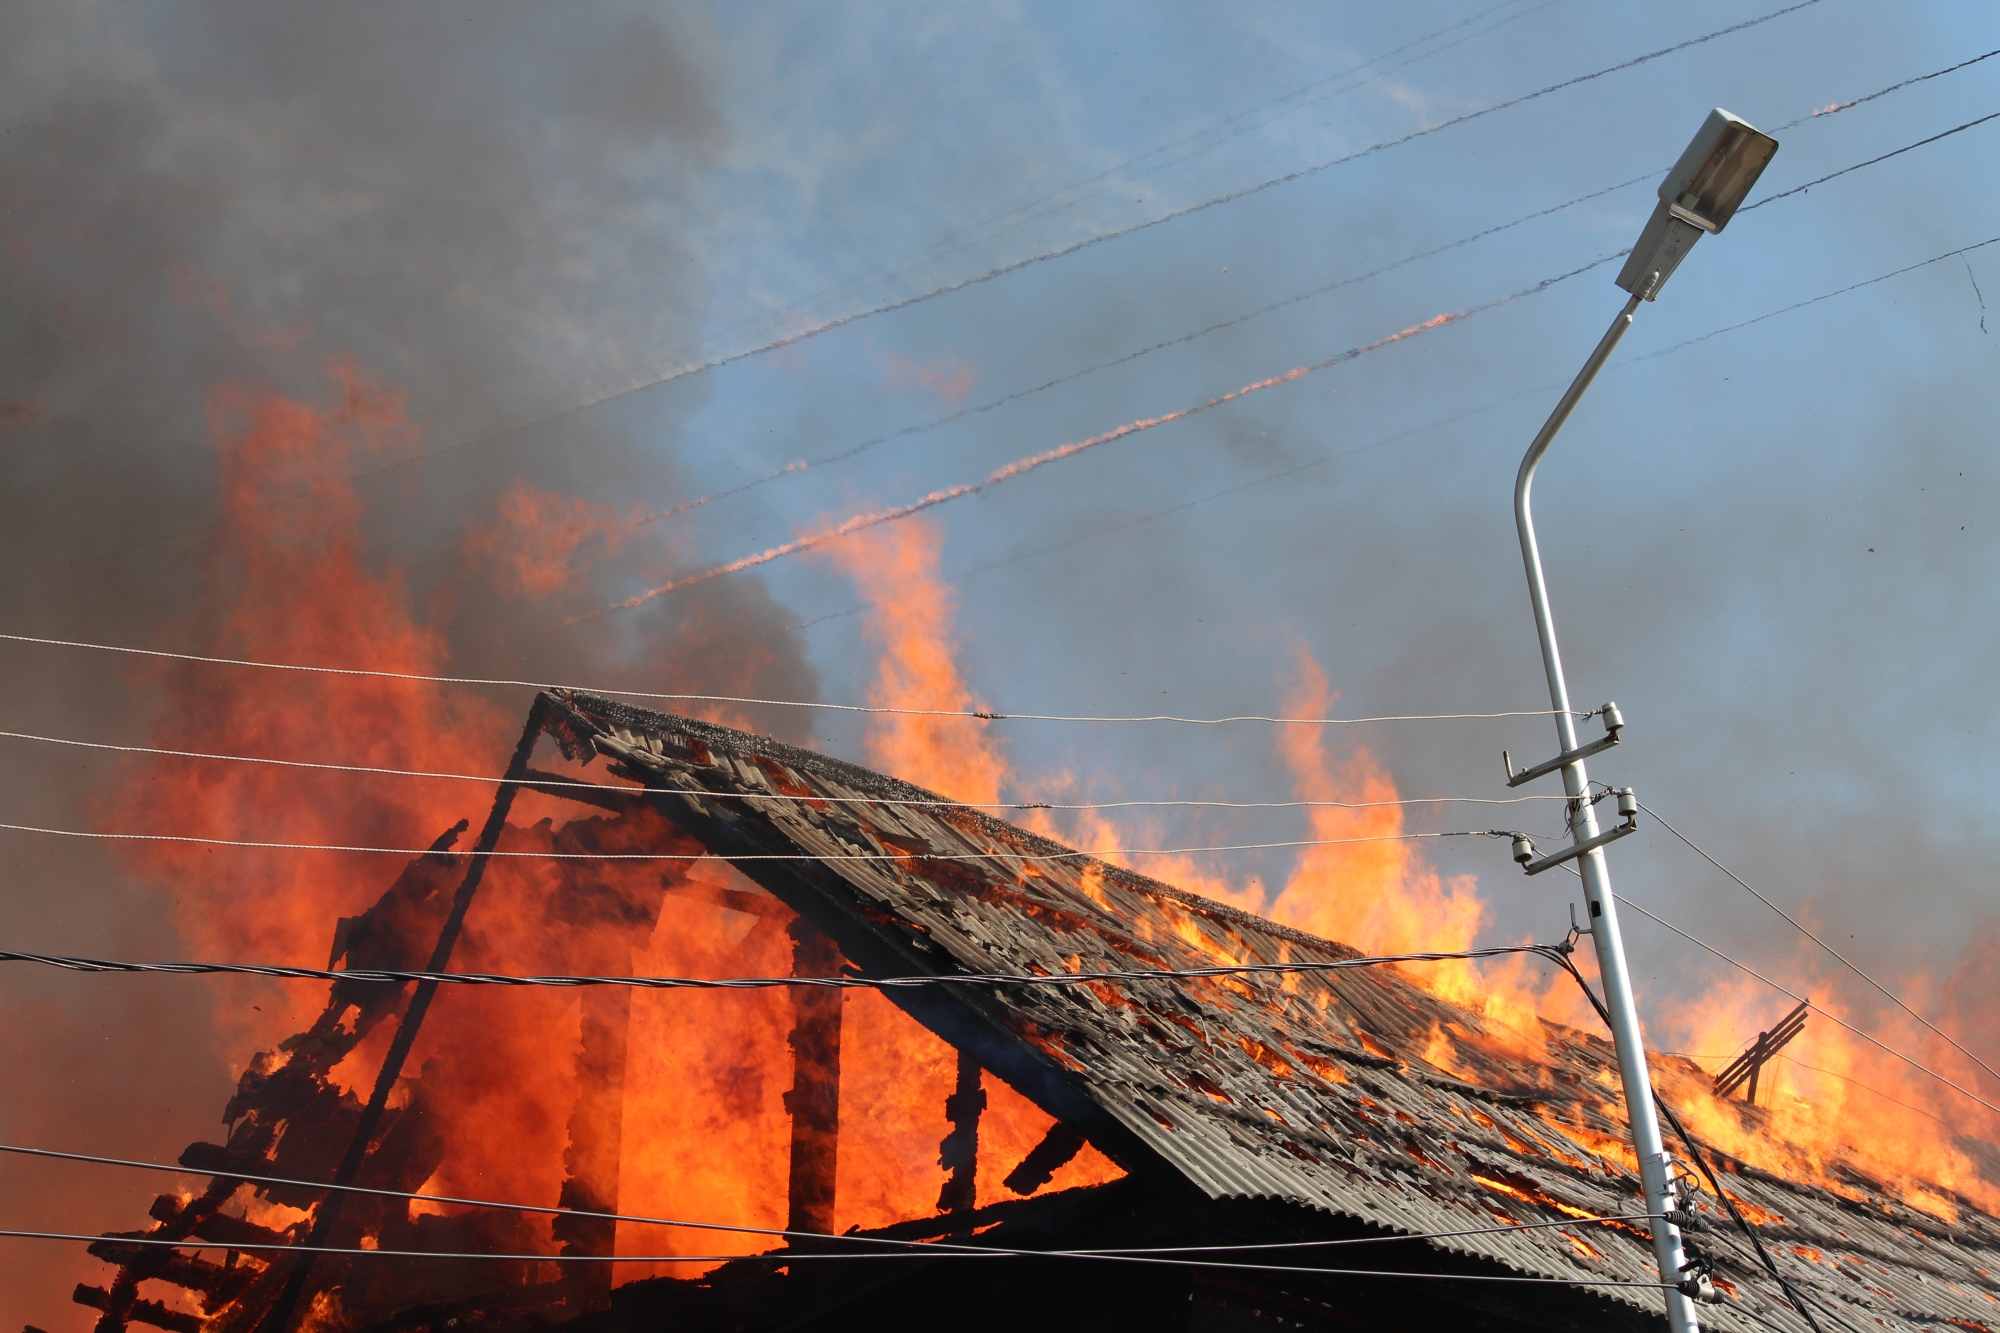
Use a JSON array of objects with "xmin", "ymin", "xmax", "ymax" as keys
[
  {"xmin": 1548, "ymin": 952, "xmax": 1827, "ymax": 1332},
  {"xmin": 0, "ymin": 941, "xmax": 1559, "ymax": 992}
]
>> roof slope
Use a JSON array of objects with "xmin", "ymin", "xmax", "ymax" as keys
[{"xmin": 549, "ymin": 690, "xmax": 2000, "ymax": 1333}]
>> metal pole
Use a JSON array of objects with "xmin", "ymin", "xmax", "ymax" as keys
[{"xmin": 1515, "ymin": 287, "xmax": 1700, "ymax": 1332}]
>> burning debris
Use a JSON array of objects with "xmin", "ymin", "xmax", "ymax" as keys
[
  {"xmin": 62, "ymin": 697, "xmax": 2000, "ymax": 1332},
  {"xmin": 1714, "ymin": 1004, "xmax": 1811, "ymax": 1107}
]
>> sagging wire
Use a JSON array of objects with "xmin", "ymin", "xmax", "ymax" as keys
[
  {"xmin": 1543, "ymin": 948, "xmax": 1829, "ymax": 1333},
  {"xmin": 0, "ymin": 1226, "xmax": 1695, "ymax": 1290},
  {"xmin": 0, "ymin": 1140, "xmax": 1666, "ymax": 1263},
  {"xmin": 0, "ymin": 820, "xmax": 1521, "ymax": 862},
  {"xmin": 0, "ymin": 629, "xmax": 1569, "ymax": 726},
  {"xmin": 0, "ymin": 940, "xmax": 1562, "ymax": 993},
  {"xmin": 1638, "ymin": 798, "xmax": 2000, "ymax": 1089},
  {"xmin": 0, "ymin": 725, "xmax": 1572, "ymax": 814}
]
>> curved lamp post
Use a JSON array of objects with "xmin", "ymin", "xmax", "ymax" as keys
[{"xmin": 1509, "ymin": 108, "xmax": 1777, "ymax": 1333}]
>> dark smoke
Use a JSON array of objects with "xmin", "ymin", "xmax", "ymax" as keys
[{"xmin": 0, "ymin": 4, "xmax": 815, "ymax": 1323}]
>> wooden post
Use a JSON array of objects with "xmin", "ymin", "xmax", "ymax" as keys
[
  {"xmin": 784, "ymin": 920, "xmax": 843, "ymax": 1238},
  {"xmin": 936, "ymin": 1049, "xmax": 984, "ymax": 1215},
  {"xmin": 255, "ymin": 700, "xmax": 548, "ymax": 1333}
]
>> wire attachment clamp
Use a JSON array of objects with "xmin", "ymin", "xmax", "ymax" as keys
[
  {"xmin": 1502, "ymin": 702, "xmax": 1623, "ymax": 788},
  {"xmin": 1512, "ymin": 786, "xmax": 1639, "ymax": 877}
]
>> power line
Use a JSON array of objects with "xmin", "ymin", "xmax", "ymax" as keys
[
  {"xmin": 769, "ymin": 1, "xmax": 1549, "ymax": 325},
  {"xmin": 0, "ymin": 1226, "xmax": 1688, "ymax": 1289},
  {"xmin": 626, "ymin": 172, "xmax": 1655, "ymax": 535},
  {"xmin": 0, "ymin": 725, "xmax": 1571, "ymax": 814},
  {"xmin": 1744, "ymin": 109, "xmax": 2000, "ymax": 212},
  {"xmin": 632, "ymin": 47, "xmax": 2000, "ymax": 534},
  {"xmin": 1639, "ymin": 800, "xmax": 2000, "ymax": 1090},
  {"xmin": 0, "ymin": 819, "xmax": 1518, "ymax": 861},
  {"xmin": 0, "ymin": 941, "xmax": 1567, "ymax": 993},
  {"xmin": 805, "ymin": 224, "xmax": 2000, "ymax": 634},
  {"xmin": 594, "ymin": 254, "xmax": 1622, "ymax": 614},
  {"xmin": 341, "ymin": 0, "xmax": 1816, "ymax": 491},
  {"xmin": 607, "ymin": 111, "xmax": 2000, "ymax": 613},
  {"xmin": 1768, "ymin": 45, "xmax": 2000, "ymax": 130},
  {"xmin": 0, "ymin": 629, "xmax": 1568, "ymax": 727},
  {"xmin": 1624, "ymin": 233, "xmax": 2000, "ymax": 367},
  {"xmin": 1543, "ymin": 951, "xmax": 1831, "ymax": 1332},
  {"xmin": 0, "ymin": 1139, "xmax": 1662, "ymax": 1261},
  {"xmin": 1612, "ymin": 892, "xmax": 2000, "ymax": 1121}
]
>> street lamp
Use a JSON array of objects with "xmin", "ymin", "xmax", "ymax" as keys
[{"xmin": 1507, "ymin": 108, "xmax": 1776, "ymax": 1333}]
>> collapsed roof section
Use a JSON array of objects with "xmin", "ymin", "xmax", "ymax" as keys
[{"xmin": 547, "ymin": 689, "xmax": 2000, "ymax": 1333}]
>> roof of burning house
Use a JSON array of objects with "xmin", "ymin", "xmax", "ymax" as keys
[{"xmin": 548, "ymin": 689, "xmax": 2000, "ymax": 1333}]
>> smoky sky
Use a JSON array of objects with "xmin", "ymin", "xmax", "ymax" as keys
[
  {"xmin": 5, "ymin": 1, "xmax": 2000, "ymax": 1326},
  {"xmin": 0, "ymin": 2, "xmax": 818, "ymax": 1322}
]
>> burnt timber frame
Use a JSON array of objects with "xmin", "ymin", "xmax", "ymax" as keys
[{"xmin": 1712, "ymin": 1003, "xmax": 1809, "ymax": 1106}]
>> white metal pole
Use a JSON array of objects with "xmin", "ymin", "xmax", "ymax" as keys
[{"xmin": 1514, "ymin": 288, "xmax": 1699, "ymax": 1332}]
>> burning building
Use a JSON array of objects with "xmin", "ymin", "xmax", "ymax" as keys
[{"xmin": 63, "ymin": 692, "xmax": 2000, "ymax": 1333}]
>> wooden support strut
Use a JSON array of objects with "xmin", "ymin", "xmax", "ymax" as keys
[
  {"xmin": 937, "ymin": 1049, "xmax": 985, "ymax": 1215},
  {"xmin": 785, "ymin": 919, "xmax": 844, "ymax": 1239},
  {"xmin": 1712, "ymin": 1001, "xmax": 1809, "ymax": 1105},
  {"xmin": 253, "ymin": 700, "xmax": 550, "ymax": 1333}
]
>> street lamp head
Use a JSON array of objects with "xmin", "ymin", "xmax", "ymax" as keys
[{"xmin": 1615, "ymin": 108, "xmax": 1779, "ymax": 300}]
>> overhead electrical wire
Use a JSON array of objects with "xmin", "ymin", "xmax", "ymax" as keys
[
  {"xmin": 0, "ymin": 725, "xmax": 1572, "ymax": 814},
  {"xmin": 1742, "ymin": 108, "xmax": 2000, "ymax": 213},
  {"xmin": 762, "ymin": 0, "xmax": 1551, "ymax": 328},
  {"xmin": 611, "ymin": 104, "xmax": 2000, "ymax": 613},
  {"xmin": 592, "ymin": 254, "xmax": 1623, "ymax": 616},
  {"xmin": 0, "ymin": 630, "xmax": 1570, "ymax": 727},
  {"xmin": 1544, "ymin": 951, "xmax": 1830, "ymax": 1332},
  {"xmin": 0, "ymin": 820, "xmax": 1521, "ymax": 861},
  {"xmin": 0, "ymin": 940, "xmax": 1566, "ymax": 992},
  {"xmin": 805, "ymin": 223, "xmax": 2000, "ymax": 635},
  {"xmin": 0, "ymin": 1226, "xmax": 1691, "ymax": 1290},
  {"xmin": 55, "ymin": 5, "xmax": 1828, "ymax": 593},
  {"xmin": 1612, "ymin": 893, "xmax": 2000, "ymax": 1121},
  {"xmin": 333, "ymin": 0, "xmax": 1817, "ymax": 493},
  {"xmin": 0, "ymin": 1138, "xmax": 1661, "ymax": 1263},
  {"xmin": 634, "ymin": 45, "xmax": 2000, "ymax": 535},
  {"xmin": 625, "ymin": 175, "xmax": 1656, "ymax": 535},
  {"xmin": 1638, "ymin": 800, "xmax": 2000, "ymax": 1089},
  {"xmin": 1624, "ymin": 233, "xmax": 2000, "ymax": 368},
  {"xmin": 1767, "ymin": 44, "xmax": 2000, "ymax": 129}
]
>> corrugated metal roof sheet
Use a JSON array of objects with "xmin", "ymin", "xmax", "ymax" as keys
[{"xmin": 552, "ymin": 689, "xmax": 2000, "ymax": 1333}]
